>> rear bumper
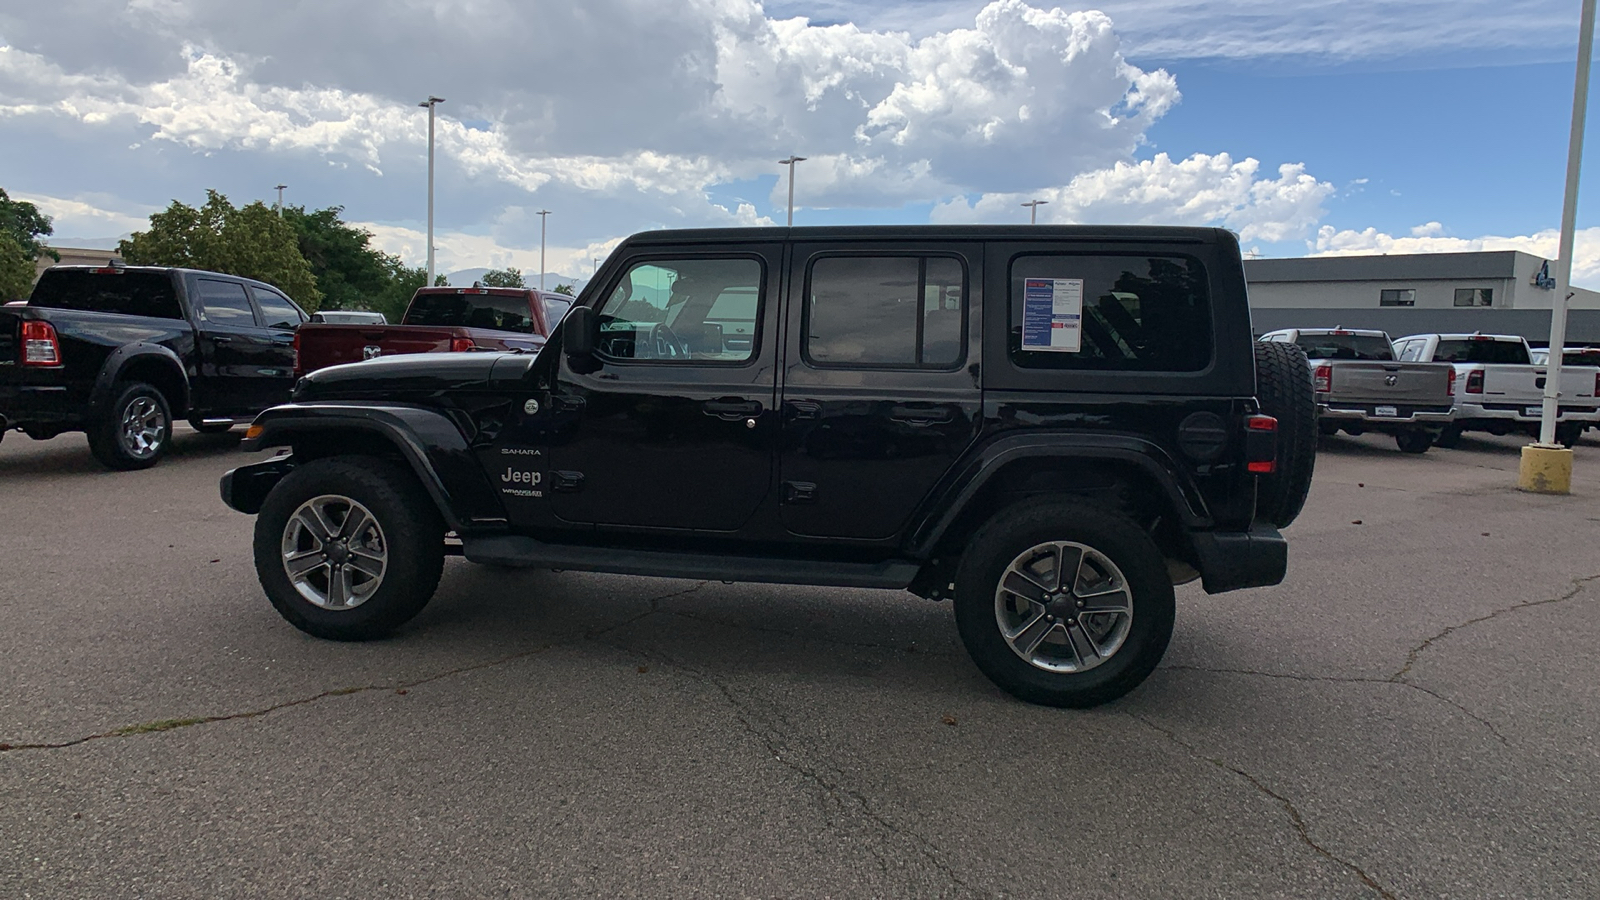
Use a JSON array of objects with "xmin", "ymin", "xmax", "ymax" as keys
[
  {"xmin": 1456, "ymin": 401, "xmax": 1600, "ymax": 424},
  {"xmin": 1319, "ymin": 403, "xmax": 1453, "ymax": 427},
  {"xmin": 0, "ymin": 384, "xmax": 85, "ymax": 430},
  {"xmin": 1191, "ymin": 524, "xmax": 1288, "ymax": 595}
]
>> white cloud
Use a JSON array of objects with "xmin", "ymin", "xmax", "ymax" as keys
[
  {"xmin": 13, "ymin": 191, "xmax": 155, "ymax": 238},
  {"xmin": 1310, "ymin": 224, "xmax": 1600, "ymax": 288},
  {"xmin": 932, "ymin": 152, "xmax": 1333, "ymax": 242}
]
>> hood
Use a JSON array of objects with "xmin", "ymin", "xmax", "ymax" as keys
[{"xmin": 293, "ymin": 350, "xmax": 538, "ymax": 400}]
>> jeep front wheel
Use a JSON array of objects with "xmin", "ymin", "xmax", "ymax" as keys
[
  {"xmin": 253, "ymin": 456, "xmax": 445, "ymax": 640},
  {"xmin": 953, "ymin": 498, "xmax": 1175, "ymax": 708}
]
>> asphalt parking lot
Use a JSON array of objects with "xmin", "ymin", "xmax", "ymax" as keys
[{"xmin": 2, "ymin": 427, "xmax": 1598, "ymax": 899}]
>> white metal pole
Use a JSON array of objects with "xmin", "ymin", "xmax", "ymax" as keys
[
  {"xmin": 420, "ymin": 97, "xmax": 444, "ymax": 285},
  {"xmin": 780, "ymin": 156, "xmax": 805, "ymax": 226},
  {"xmin": 275, "ymin": 184, "xmax": 286, "ymax": 216},
  {"xmin": 1540, "ymin": 0, "xmax": 1596, "ymax": 446},
  {"xmin": 1022, "ymin": 199, "xmax": 1047, "ymax": 224},
  {"xmin": 537, "ymin": 209, "xmax": 551, "ymax": 290}
]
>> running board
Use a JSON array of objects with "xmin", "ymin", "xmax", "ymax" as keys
[{"xmin": 461, "ymin": 535, "xmax": 921, "ymax": 589}]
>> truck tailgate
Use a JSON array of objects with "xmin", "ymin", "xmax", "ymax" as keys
[
  {"xmin": 295, "ymin": 324, "xmax": 475, "ymax": 374},
  {"xmin": 1330, "ymin": 362, "xmax": 1453, "ymax": 405},
  {"xmin": 1477, "ymin": 364, "xmax": 1600, "ymax": 403}
]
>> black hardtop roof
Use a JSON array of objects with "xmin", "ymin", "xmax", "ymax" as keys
[{"xmin": 616, "ymin": 224, "xmax": 1233, "ymax": 247}]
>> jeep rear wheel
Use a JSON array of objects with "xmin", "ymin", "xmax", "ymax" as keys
[
  {"xmin": 953, "ymin": 497, "xmax": 1175, "ymax": 708},
  {"xmin": 1252, "ymin": 341, "xmax": 1317, "ymax": 528},
  {"xmin": 253, "ymin": 456, "xmax": 445, "ymax": 641}
]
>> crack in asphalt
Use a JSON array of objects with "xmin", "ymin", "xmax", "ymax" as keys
[
  {"xmin": 1393, "ymin": 573, "xmax": 1600, "ymax": 680},
  {"xmin": 0, "ymin": 582, "xmax": 708, "ymax": 755},
  {"xmin": 659, "ymin": 607, "xmax": 961, "ymax": 659},
  {"xmin": 589, "ymin": 634, "xmax": 982, "ymax": 899},
  {"xmin": 1159, "ymin": 666, "xmax": 1510, "ymax": 746},
  {"xmin": 1130, "ymin": 713, "xmax": 1398, "ymax": 900}
]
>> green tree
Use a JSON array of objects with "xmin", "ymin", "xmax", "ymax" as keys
[
  {"xmin": 0, "ymin": 188, "xmax": 58, "ymax": 263},
  {"xmin": 119, "ymin": 190, "xmax": 322, "ymax": 309},
  {"xmin": 553, "ymin": 283, "xmax": 575, "ymax": 296},
  {"xmin": 482, "ymin": 267, "xmax": 526, "ymax": 288},
  {"xmin": 0, "ymin": 232, "xmax": 36, "ymax": 301}
]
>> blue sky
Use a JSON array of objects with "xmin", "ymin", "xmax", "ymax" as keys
[{"xmin": 3, "ymin": 1, "xmax": 1599, "ymax": 283}]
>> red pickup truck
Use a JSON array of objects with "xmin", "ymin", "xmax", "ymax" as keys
[{"xmin": 293, "ymin": 285, "xmax": 574, "ymax": 376}]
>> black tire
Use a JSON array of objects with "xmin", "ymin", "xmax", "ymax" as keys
[
  {"xmin": 1556, "ymin": 422, "xmax": 1583, "ymax": 449},
  {"xmin": 253, "ymin": 456, "xmax": 446, "ymax": 641},
  {"xmin": 1396, "ymin": 430, "xmax": 1432, "ymax": 454},
  {"xmin": 88, "ymin": 381, "xmax": 172, "ymax": 470},
  {"xmin": 953, "ymin": 497, "xmax": 1175, "ymax": 708},
  {"xmin": 189, "ymin": 419, "xmax": 236, "ymax": 435},
  {"xmin": 1434, "ymin": 425, "xmax": 1463, "ymax": 449},
  {"xmin": 1252, "ymin": 341, "xmax": 1317, "ymax": 528}
]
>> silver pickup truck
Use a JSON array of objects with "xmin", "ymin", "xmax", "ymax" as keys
[
  {"xmin": 1393, "ymin": 332, "xmax": 1600, "ymax": 448},
  {"xmin": 1259, "ymin": 328, "xmax": 1455, "ymax": 453}
]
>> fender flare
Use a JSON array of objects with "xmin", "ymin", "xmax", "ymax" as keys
[
  {"xmin": 90, "ymin": 343, "xmax": 190, "ymax": 414},
  {"xmin": 904, "ymin": 432, "xmax": 1212, "ymax": 558},
  {"xmin": 236, "ymin": 403, "xmax": 507, "ymax": 534}
]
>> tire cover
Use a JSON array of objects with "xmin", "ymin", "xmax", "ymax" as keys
[{"xmin": 1252, "ymin": 341, "xmax": 1317, "ymax": 528}]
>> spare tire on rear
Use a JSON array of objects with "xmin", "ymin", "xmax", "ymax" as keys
[{"xmin": 1252, "ymin": 341, "xmax": 1317, "ymax": 528}]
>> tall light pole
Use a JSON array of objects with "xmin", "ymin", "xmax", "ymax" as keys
[
  {"xmin": 419, "ymin": 96, "xmax": 445, "ymax": 285},
  {"xmin": 1521, "ymin": 0, "xmax": 1595, "ymax": 495},
  {"xmin": 779, "ymin": 156, "xmax": 806, "ymax": 226},
  {"xmin": 1022, "ymin": 199, "xmax": 1048, "ymax": 224},
  {"xmin": 274, "ymin": 184, "xmax": 287, "ymax": 217},
  {"xmin": 537, "ymin": 209, "xmax": 551, "ymax": 290}
]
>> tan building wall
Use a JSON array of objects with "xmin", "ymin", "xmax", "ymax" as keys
[{"xmin": 34, "ymin": 246, "xmax": 124, "ymax": 282}]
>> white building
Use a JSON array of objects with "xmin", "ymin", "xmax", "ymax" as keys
[{"xmin": 1244, "ymin": 251, "xmax": 1600, "ymax": 343}]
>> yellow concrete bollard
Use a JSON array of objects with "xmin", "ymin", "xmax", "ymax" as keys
[{"xmin": 1518, "ymin": 444, "xmax": 1574, "ymax": 494}]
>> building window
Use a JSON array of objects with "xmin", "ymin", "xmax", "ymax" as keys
[
  {"xmin": 1379, "ymin": 289, "xmax": 1416, "ymax": 307},
  {"xmin": 1454, "ymin": 287, "xmax": 1493, "ymax": 307}
]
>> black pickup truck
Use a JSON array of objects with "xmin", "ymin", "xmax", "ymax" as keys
[
  {"xmin": 0, "ymin": 264, "xmax": 308, "ymax": 469},
  {"xmin": 221, "ymin": 225, "xmax": 1316, "ymax": 708}
]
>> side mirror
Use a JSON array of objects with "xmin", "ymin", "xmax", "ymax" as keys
[{"xmin": 563, "ymin": 305, "xmax": 597, "ymax": 360}]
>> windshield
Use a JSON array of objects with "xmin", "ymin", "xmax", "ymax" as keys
[
  {"xmin": 404, "ymin": 292, "xmax": 537, "ymax": 333},
  {"xmin": 1433, "ymin": 339, "xmax": 1530, "ymax": 364},
  {"xmin": 1292, "ymin": 333, "xmax": 1394, "ymax": 361},
  {"xmin": 29, "ymin": 270, "xmax": 182, "ymax": 319}
]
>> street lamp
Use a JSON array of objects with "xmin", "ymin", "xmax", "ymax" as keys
[
  {"xmin": 537, "ymin": 209, "xmax": 551, "ymax": 290},
  {"xmin": 419, "ymin": 96, "xmax": 445, "ymax": 285},
  {"xmin": 779, "ymin": 156, "xmax": 806, "ymax": 226},
  {"xmin": 1520, "ymin": 0, "xmax": 1596, "ymax": 495},
  {"xmin": 1022, "ymin": 199, "xmax": 1048, "ymax": 224},
  {"xmin": 274, "ymin": 184, "xmax": 287, "ymax": 217}
]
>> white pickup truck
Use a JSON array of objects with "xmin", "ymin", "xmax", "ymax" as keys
[
  {"xmin": 1260, "ymin": 327, "xmax": 1455, "ymax": 453},
  {"xmin": 1392, "ymin": 333, "xmax": 1600, "ymax": 448}
]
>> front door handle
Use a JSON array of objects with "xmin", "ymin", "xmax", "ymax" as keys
[
  {"xmin": 703, "ymin": 397, "xmax": 762, "ymax": 420},
  {"xmin": 889, "ymin": 404, "xmax": 954, "ymax": 426},
  {"xmin": 211, "ymin": 336, "xmax": 233, "ymax": 344}
]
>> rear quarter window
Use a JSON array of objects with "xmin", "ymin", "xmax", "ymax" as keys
[
  {"xmin": 1009, "ymin": 254, "xmax": 1210, "ymax": 372},
  {"xmin": 29, "ymin": 271, "xmax": 182, "ymax": 319}
]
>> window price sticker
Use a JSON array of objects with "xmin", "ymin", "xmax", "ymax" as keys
[{"xmin": 1021, "ymin": 278, "xmax": 1083, "ymax": 352}]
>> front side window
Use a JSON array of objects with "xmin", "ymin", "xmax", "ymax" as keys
[
  {"xmin": 1009, "ymin": 254, "xmax": 1211, "ymax": 372},
  {"xmin": 804, "ymin": 256, "xmax": 965, "ymax": 368},
  {"xmin": 595, "ymin": 257, "xmax": 763, "ymax": 363},
  {"xmin": 1380, "ymin": 289, "xmax": 1416, "ymax": 307},
  {"xmin": 250, "ymin": 286, "xmax": 304, "ymax": 329},
  {"xmin": 196, "ymin": 279, "xmax": 257, "ymax": 326}
]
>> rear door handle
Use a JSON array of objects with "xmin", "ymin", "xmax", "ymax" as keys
[
  {"xmin": 890, "ymin": 404, "xmax": 954, "ymax": 426},
  {"xmin": 786, "ymin": 400, "xmax": 822, "ymax": 420},
  {"xmin": 703, "ymin": 398, "xmax": 762, "ymax": 420}
]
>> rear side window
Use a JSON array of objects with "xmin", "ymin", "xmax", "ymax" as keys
[
  {"xmin": 405, "ymin": 292, "xmax": 537, "ymax": 334},
  {"xmin": 29, "ymin": 271, "xmax": 182, "ymax": 319},
  {"xmin": 1294, "ymin": 333, "xmax": 1395, "ymax": 361},
  {"xmin": 1433, "ymin": 339, "xmax": 1530, "ymax": 364},
  {"xmin": 1009, "ymin": 254, "xmax": 1210, "ymax": 371},
  {"xmin": 250, "ymin": 286, "xmax": 304, "ymax": 329},
  {"xmin": 196, "ymin": 279, "xmax": 258, "ymax": 326},
  {"xmin": 804, "ymin": 256, "xmax": 965, "ymax": 368}
]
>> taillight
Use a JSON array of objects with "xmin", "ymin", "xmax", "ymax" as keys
[
  {"xmin": 450, "ymin": 337, "xmax": 475, "ymax": 352},
  {"xmin": 1465, "ymin": 370, "xmax": 1485, "ymax": 394},
  {"xmin": 1312, "ymin": 364, "xmax": 1332, "ymax": 393},
  {"xmin": 291, "ymin": 330, "xmax": 302, "ymax": 377},
  {"xmin": 20, "ymin": 320, "xmax": 62, "ymax": 367},
  {"xmin": 1245, "ymin": 414, "xmax": 1278, "ymax": 474},
  {"xmin": 1447, "ymin": 367, "xmax": 1457, "ymax": 396}
]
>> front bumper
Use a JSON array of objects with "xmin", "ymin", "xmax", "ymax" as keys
[
  {"xmin": 1191, "ymin": 524, "xmax": 1288, "ymax": 595},
  {"xmin": 220, "ymin": 454, "xmax": 295, "ymax": 515}
]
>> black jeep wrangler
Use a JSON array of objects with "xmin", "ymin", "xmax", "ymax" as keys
[{"xmin": 220, "ymin": 225, "xmax": 1315, "ymax": 708}]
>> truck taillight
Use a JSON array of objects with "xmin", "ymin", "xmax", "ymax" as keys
[
  {"xmin": 291, "ymin": 330, "xmax": 302, "ymax": 377},
  {"xmin": 1465, "ymin": 370, "xmax": 1485, "ymax": 394},
  {"xmin": 20, "ymin": 320, "xmax": 62, "ymax": 367},
  {"xmin": 1312, "ymin": 364, "xmax": 1331, "ymax": 393},
  {"xmin": 1245, "ymin": 414, "xmax": 1278, "ymax": 474},
  {"xmin": 1447, "ymin": 367, "xmax": 1456, "ymax": 395},
  {"xmin": 450, "ymin": 337, "xmax": 475, "ymax": 352}
]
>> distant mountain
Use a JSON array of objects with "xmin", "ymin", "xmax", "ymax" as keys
[{"xmin": 440, "ymin": 269, "xmax": 588, "ymax": 293}]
